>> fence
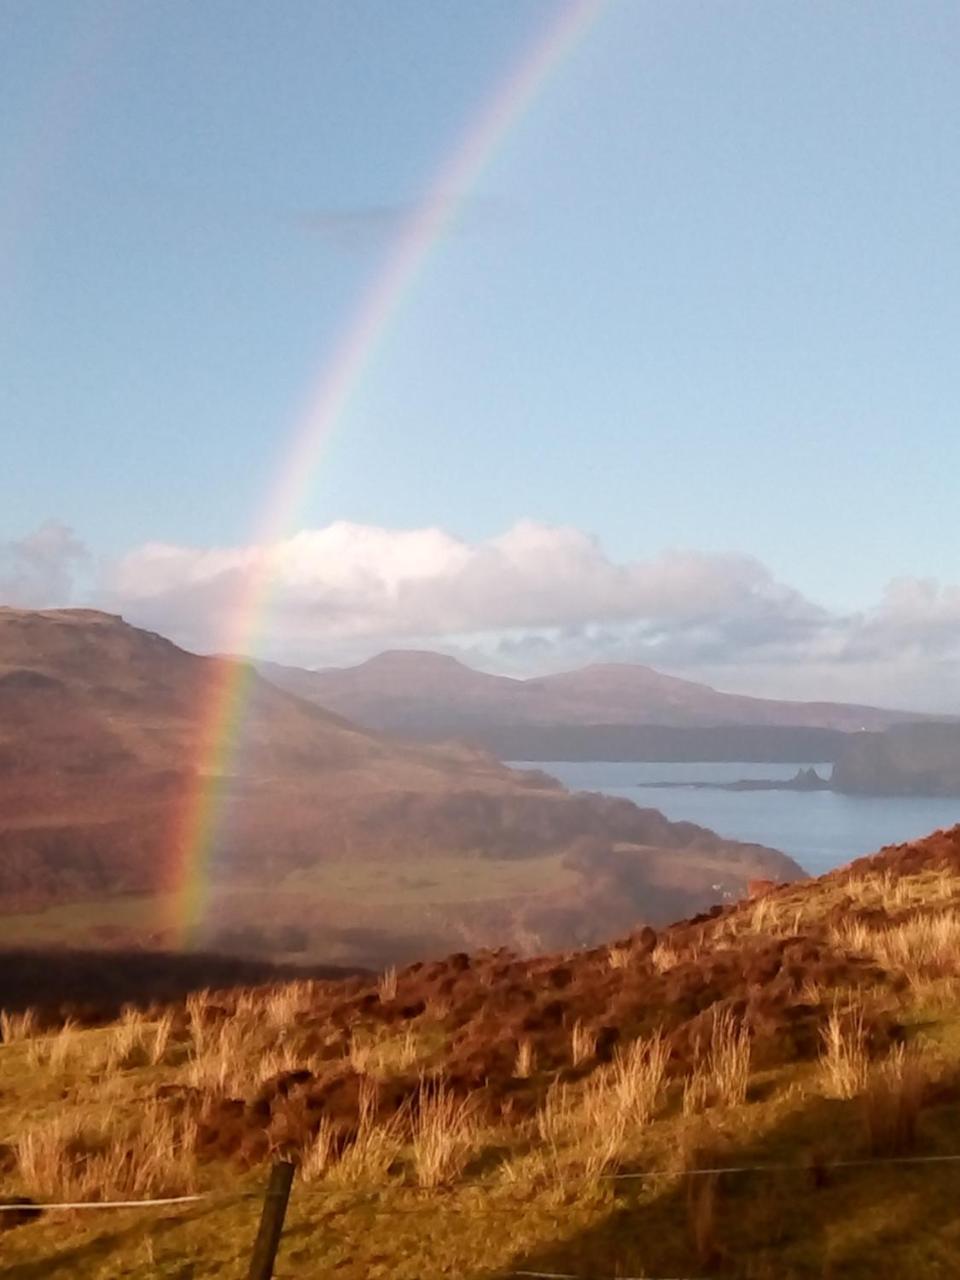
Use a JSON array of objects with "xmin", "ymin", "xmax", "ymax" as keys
[{"xmin": 5, "ymin": 1149, "xmax": 960, "ymax": 1278}]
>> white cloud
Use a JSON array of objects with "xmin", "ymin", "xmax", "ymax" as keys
[
  {"xmin": 0, "ymin": 522, "xmax": 88, "ymax": 607},
  {"xmin": 95, "ymin": 518, "xmax": 960, "ymax": 709}
]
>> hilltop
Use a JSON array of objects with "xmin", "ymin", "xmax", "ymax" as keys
[
  {"xmin": 259, "ymin": 649, "xmax": 936, "ymax": 760},
  {"xmin": 2, "ymin": 824, "xmax": 960, "ymax": 1276},
  {"xmin": 0, "ymin": 609, "xmax": 798, "ymax": 965}
]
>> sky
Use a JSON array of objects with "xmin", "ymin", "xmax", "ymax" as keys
[{"xmin": 2, "ymin": 1, "xmax": 959, "ymax": 708}]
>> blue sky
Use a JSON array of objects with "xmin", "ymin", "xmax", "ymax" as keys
[{"xmin": 2, "ymin": 2, "xmax": 959, "ymax": 702}]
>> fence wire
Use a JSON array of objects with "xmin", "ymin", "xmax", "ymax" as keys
[{"xmin": 5, "ymin": 1147, "xmax": 960, "ymax": 1214}]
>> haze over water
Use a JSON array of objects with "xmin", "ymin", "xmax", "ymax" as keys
[{"xmin": 529, "ymin": 762, "xmax": 960, "ymax": 877}]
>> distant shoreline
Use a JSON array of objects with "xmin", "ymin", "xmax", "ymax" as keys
[{"xmin": 636, "ymin": 767, "xmax": 832, "ymax": 794}]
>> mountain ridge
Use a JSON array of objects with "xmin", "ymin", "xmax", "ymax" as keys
[{"xmin": 257, "ymin": 647, "xmax": 939, "ymax": 744}]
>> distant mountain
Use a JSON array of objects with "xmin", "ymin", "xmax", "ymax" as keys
[
  {"xmin": 258, "ymin": 650, "xmax": 932, "ymax": 759},
  {"xmin": 0, "ymin": 609, "xmax": 801, "ymax": 966}
]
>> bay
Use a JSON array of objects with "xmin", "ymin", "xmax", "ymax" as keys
[{"xmin": 518, "ymin": 760, "xmax": 960, "ymax": 877}]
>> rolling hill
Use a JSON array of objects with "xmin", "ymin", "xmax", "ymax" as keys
[
  {"xmin": 259, "ymin": 649, "xmax": 933, "ymax": 760},
  {"xmin": 0, "ymin": 609, "xmax": 801, "ymax": 966}
]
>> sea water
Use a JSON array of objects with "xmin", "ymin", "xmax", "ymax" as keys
[{"xmin": 516, "ymin": 760, "xmax": 960, "ymax": 877}]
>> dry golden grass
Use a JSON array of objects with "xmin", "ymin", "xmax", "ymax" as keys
[
  {"xmin": 326, "ymin": 1081, "xmax": 405, "ymax": 1188},
  {"xmin": 254, "ymin": 1039, "xmax": 308, "ymax": 1086},
  {"xmin": 378, "ymin": 966, "xmax": 398, "ymax": 1003},
  {"xmin": 606, "ymin": 944, "xmax": 631, "ymax": 970},
  {"xmin": 875, "ymin": 912, "xmax": 960, "ymax": 977},
  {"xmin": 570, "ymin": 1020, "xmax": 595, "ymax": 1066},
  {"xmin": 262, "ymin": 984, "xmax": 309, "ymax": 1027},
  {"xmin": 684, "ymin": 1009, "xmax": 751, "ymax": 1114},
  {"xmin": 25, "ymin": 1019, "xmax": 78, "ymax": 1072},
  {"xmin": 16, "ymin": 1102, "xmax": 197, "ymax": 1203},
  {"xmin": 844, "ymin": 867, "xmax": 960, "ymax": 916},
  {"xmin": 747, "ymin": 895, "xmax": 777, "ymax": 933},
  {"xmin": 104, "ymin": 1007, "xmax": 150, "ymax": 1072},
  {"xmin": 820, "ymin": 1003, "xmax": 869, "ymax": 1099},
  {"xmin": 410, "ymin": 1079, "xmax": 478, "ymax": 1187},
  {"xmin": 833, "ymin": 910, "xmax": 960, "ymax": 983},
  {"xmin": 185, "ymin": 1010, "xmax": 314, "ymax": 1097},
  {"xmin": 520, "ymin": 1080, "xmax": 624, "ymax": 1189},
  {"xmin": 150, "ymin": 1010, "xmax": 175, "ymax": 1067},
  {"xmin": 651, "ymin": 941, "xmax": 682, "ymax": 973},
  {"xmin": 511, "ymin": 1030, "xmax": 671, "ymax": 1189},
  {"xmin": 514, "ymin": 1037, "xmax": 535, "ymax": 1079},
  {"xmin": 1, "ymin": 1008, "xmax": 37, "ymax": 1043},
  {"xmin": 299, "ymin": 1115, "xmax": 337, "ymax": 1182},
  {"xmin": 799, "ymin": 977, "xmax": 824, "ymax": 1005},
  {"xmin": 186, "ymin": 1017, "xmax": 247, "ymax": 1095},
  {"xmin": 349, "ymin": 1026, "xmax": 420, "ymax": 1077},
  {"xmin": 608, "ymin": 1030, "xmax": 669, "ymax": 1125},
  {"xmin": 185, "ymin": 988, "xmax": 212, "ymax": 1054}
]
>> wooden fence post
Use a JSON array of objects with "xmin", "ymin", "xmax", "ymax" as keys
[{"xmin": 247, "ymin": 1160, "xmax": 295, "ymax": 1280}]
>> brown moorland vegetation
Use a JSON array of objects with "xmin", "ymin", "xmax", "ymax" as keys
[{"xmin": 3, "ymin": 825, "xmax": 960, "ymax": 1276}]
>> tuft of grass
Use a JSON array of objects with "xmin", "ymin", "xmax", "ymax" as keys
[
  {"xmin": 748, "ymin": 896, "xmax": 777, "ymax": 933},
  {"xmin": 570, "ymin": 1020, "xmax": 595, "ymax": 1066},
  {"xmin": 651, "ymin": 942, "xmax": 682, "ymax": 973},
  {"xmin": 105, "ymin": 1007, "xmax": 149, "ymax": 1072},
  {"xmin": 149, "ymin": 1010, "xmax": 175, "ymax": 1067},
  {"xmin": 299, "ymin": 1116, "xmax": 337, "ymax": 1182},
  {"xmin": 517, "ymin": 1031, "xmax": 670, "ymax": 1189},
  {"xmin": 410, "ymin": 1079, "xmax": 477, "ymax": 1188},
  {"xmin": 378, "ymin": 966, "xmax": 398, "ymax": 1003},
  {"xmin": 186, "ymin": 1017, "xmax": 247, "ymax": 1096},
  {"xmin": 1, "ymin": 1008, "xmax": 37, "ymax": 1043},
  {"xmin": 26, "ymin": 1019, "xmax": 78, "ymax": 1073},
  {"xmin": 327, "ymin": 1080, "xmax": 405, "ymax": 1188},
  {"xmin": 349, "ymin": 1026, "xmax": 420, "ymax": 1078},
  {"xmin": 606, "ymin": 945, "xmax": 631, "ymax": 970},
  {"xmin": 529, "ymin": 1079, "xmax": 624, "ymax": 1187},
  {"xmin": 820, "ymin": 1003, "xmax": 869, "ymax": 1099},
  {"xmin": 876, "ymin": 912, "xmax": 960, "ymax": 979},
  {"xmin": 684, "ymin": 1009, "xmax": 751, "ymax": 1113},
  {"xmin": 514, "ymin": 1038, "xmax": 536, "ymax": 1079},
  {"xmin": 185, "ymin": 989, "xmax": 212, "ymax": 1055},
  {"xmin": 609, "ymin": 1031, "xmax": 669, "ymax": 1125}
]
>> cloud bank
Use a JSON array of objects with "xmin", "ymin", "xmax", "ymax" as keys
[
  {"xmin": 0, "ymin": 522, "xmax": 88, "ymax": 607},
  {"xmin": 88, "ymin": 519, "xmax": 960, "ymax": 710},
  {"xmin": 2, "ymin": 518, "xmax": 957, "ymax": 708}
]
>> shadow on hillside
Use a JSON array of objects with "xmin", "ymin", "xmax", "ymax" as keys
[
  {"xmin": 0, "ymin": 1200, "xmax": 235, "ymax": 1279},
  {"xmin": 0, "ymin": 947, "xmax": 365, "ymax": 1027},
  {"xmin": 487, "ymin": 1086, "xmax": 960, "ymax": 1279}
]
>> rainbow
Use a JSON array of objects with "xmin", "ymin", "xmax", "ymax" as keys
[{"xmin": 172, "ymin": 0, "xmax": 608, "ymax": 943}]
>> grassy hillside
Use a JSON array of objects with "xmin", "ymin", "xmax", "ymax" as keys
[
  {"xmin": 0, "ymin": 608, "xmax": 800, "ymax": 964},
  {"xmin": 3, "ymin": 825, "xmax": 960, "ymax": 1276}
]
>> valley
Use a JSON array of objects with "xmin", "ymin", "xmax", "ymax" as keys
[{"xmin": 0, "ymin": 609, "xmax": 799, "ymax": 966}]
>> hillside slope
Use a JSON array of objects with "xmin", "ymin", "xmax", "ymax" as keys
[
  {"xmin": 2, "ymin": 824, "xmax": 960, "ymax": 1278},
  {"xmin": 0, "ymin": 609, "xmax": 800, "ymax": 964}
]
